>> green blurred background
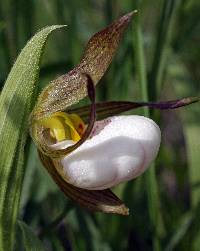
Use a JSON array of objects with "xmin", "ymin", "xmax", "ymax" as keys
[{"xmin": 1, "ymin": 0, "xmax": 200, "ymax": 250}]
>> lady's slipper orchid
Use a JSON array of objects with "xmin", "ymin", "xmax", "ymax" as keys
[{"xmin": 30, "ymin": 11, "xmax": 199, "ymax": 215}]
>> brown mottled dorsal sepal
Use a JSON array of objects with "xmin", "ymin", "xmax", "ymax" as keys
[
  {"xmin": 39, "ymin": 151, "xmax": 129, "ymax": 215},
  {"xmin": 79, "ymin": 11, "xmax": 137, "ymax": 83},
  {"xmin": 31, "ymin": 11, "xmax": 137, "ymax": 121}
]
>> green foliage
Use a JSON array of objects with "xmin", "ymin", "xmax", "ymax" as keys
[
  {"xmin": 19, "ymin": 221, "xmax": 46, "ymax": 251},
  {"xmin": 0, "ymin": 24, "xmax": 66, "ymax": 251},
  {"xmin": 0, "ymin": 0, "xmax": 199, "ymax": 250}
]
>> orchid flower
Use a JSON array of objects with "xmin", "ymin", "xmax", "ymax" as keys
[{"xmin": 30, "ymin": 11, "xmax": 199, "ymax": 215}]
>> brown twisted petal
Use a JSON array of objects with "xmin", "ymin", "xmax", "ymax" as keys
[
  {"xmin": 31, "ymin": 11, "xmax": 137, "ymax": 121},
  {"xmin": 68, "ymin": 97, "xmax": 200, "ymax": 122},
  {"xmin": 31, "ymin": 74, "xmax": 96, "ymax": 158},
  {"xmin": 38, "ymin": 151, "xmax": 129, "ymax": 215}
]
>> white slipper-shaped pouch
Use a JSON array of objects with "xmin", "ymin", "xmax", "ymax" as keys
[{"xmin": 52, "ymin": 115, "xmax": 161, "ymax": 190}]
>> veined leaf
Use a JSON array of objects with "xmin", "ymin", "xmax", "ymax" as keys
[
  {"xmin": 18, "ymin": 221, "xmax": 46, "ymax": 251},
  {"xmin": 0, "ymin": 25, "xmax": 66, "ymax": 251}
]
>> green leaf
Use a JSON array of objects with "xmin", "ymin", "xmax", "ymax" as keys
[
  {"xmin": 185, "ymin": 125, "xmax": 200, "ymax": 208},
  {"xmin": 18, "ymin": 221, "xmax": 46, "ymax": 251},
  {"xmin": 164, "ymin": 212, "xmax": 193, "ymax": 251},
  {"xmin": 0, "ymin": 25, "xmax": 66, "ymax": 251}
]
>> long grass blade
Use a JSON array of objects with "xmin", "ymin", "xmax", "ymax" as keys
[
  {"xmin": 0, "ymin": 25, "xmax": 66, "ymax": 251},
  {"xmin": 132, "ymin": 2, "xmax": 163, "ymax": 250},
  {"xmin": 19, "ymin": 221, "xmax": 46, "ymax": 251}
]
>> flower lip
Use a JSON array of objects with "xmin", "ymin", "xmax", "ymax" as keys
[{"xmin": 52, "ymin": 115, "xmax": 161, "ymax": 190}]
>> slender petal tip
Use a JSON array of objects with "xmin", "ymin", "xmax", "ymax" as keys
[{"xmin": 116, "ymin": 10, "xmax": 137, "ymax": 27}]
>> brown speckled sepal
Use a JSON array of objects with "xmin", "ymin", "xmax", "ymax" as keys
[
  {"xmin": 31, "ymin": 11, "xmax": 137, "ymax": 120},
  {"xmin": 39, "ymin": 151, "xmax": 129, "ymax": 216}
]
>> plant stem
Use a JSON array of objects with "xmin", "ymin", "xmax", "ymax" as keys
[
  {"xmin": 148, "ymin": 0, "xmax": 178, "ymax": 101},
  {"xmin": 133, "ymin": 6, "xmax": 162, "ymax": 251}
]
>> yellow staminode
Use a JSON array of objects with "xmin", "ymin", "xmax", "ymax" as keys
[{"xmin": 40, "ymin": 112, "xmax": 85, "ymax": 142}]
